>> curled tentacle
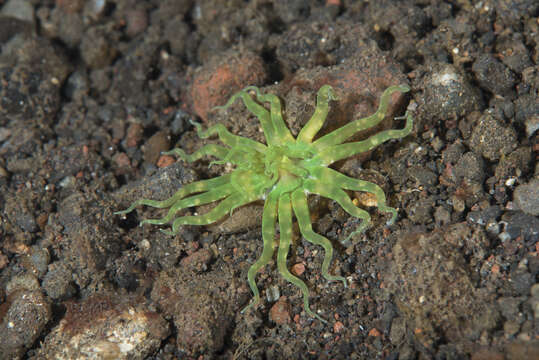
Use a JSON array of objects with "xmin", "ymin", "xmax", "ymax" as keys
[
  {"xmin": 213, "ymin": 88, "xmax": 277, "ymax": 145},
  {"xmin": 162, "ymin": 144, "xmax": 229, "ymax": 163},
  {"xmin": 190, "ymin": 120, "xmax": 266, "ymax": 154},
  {"xmin": 277, "ymin": 192, "xmax": 327, "ymax": 323},
  {"xmin": 165, "ymin": 190, "xmax": 257, "ymax": 234},
  {"xmin": 245, "ymin": 87, "xmax": 294, "ymax": 143},
  {"xmin": 313, "ymin": 84, "xmax": 411, "ymax": 149},
  {"xmin": 140, "ymin": 184, "xmax": 235, "ymax": 226},
  {"xmin": 316, "ymin": 111, "xmax": 413, "ymax": 165},
  {"xmin": 310, "ymin": 167, "xmax": 398, "ymax": 225},
  {"xmin": 297, "ymin": 85, "xmax": 338, "ymax": 144},
  {"xmin": 291, "ymin": 188, "xmax": 347, "ymax": 287},
  {"xmin": 242, "ymin": 190, "xmax": 279, "ymax": 313},
  {"xmin": 114, "ymin": 174, "xmax": 233, "ymax": 216},
  {"xmin": 303, "ymin": 179, "xmax": 371, "ymax": 243}
]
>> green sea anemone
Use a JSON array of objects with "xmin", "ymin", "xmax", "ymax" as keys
[{"xmin": 116, "ymin": 84, "xmax": 413, "ymax": 322}]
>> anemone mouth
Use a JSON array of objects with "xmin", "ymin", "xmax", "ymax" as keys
[{"xmin": 263, "ymin": 144, "xmax": 316, "ymax": 183}]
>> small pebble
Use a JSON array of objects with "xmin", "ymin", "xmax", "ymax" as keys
[
  {"xmin": 113, "ymin": 152, "xmax": 131, "ymax": 168},
  {"xmin": 266, "ymin": 285, "xmax": 280, "ymax": 303},
  {"xmin": 421, "ymin": 64, "xmax": 482, "ymax": 122},
  {"xmin": 126, "ymin": 123, "xmax": 144, "ymax": 147},
  {"xmin": 270, "ymin": 297, "xmax": 291, "ymax": 325},
  {"xmin": 143, "ymin": 131, "xmax": 170, "ymax": 164},
  {"xmin": 333, "ymin": 321, "xmax": 344, "ymax": 333},
  {"xmin": 524, "ymin": 115, "xmax": 539, "ymax": 137},
  {"xmin": 0, "ymin": 252, "xmax": 8, "ymax": 269},
  {"xmin": 472, "ymin": 54, "xmax": 516, "ymax": 97},
  {"xmin": 498, "ymin": 231, "xmax": 512, "ymax": 242},
  {"xmin": 1, "ymin": 0, "xmax": 34, "ymax": 23},
  {"xmin": 292, "ymin": 263, "xmax": 306, "ymax": 276},
  {"xmin": 6, "ymin": 273, "xmax": 40, "ymax": 295},
  {"xmin": 469, "ymin": 113, "xmax": 517, "ymax": 161},
  {"xmin": 125, "ymin": 8, "xmax": 148, "ymax": 38},
  {"xmin": 156, "ymin": 155, "xmax": 175, "ymax": 168},
  {"xmin": 504, "ymin": 320, "xmax": 520, "ymax": 338},
  {"xmin": 513, "ymin": 179, "xmax": 539, "ymax": 216},
  {"xmin": 485, "ymin": 219, "xmax": 500, "ymax": 235},
  {"xmin": 451, "ymin": 195, "xmax": 466, "ymax": 213},
  {"xmin": 84, "ymin": 0, "xmax": 107, "ymax": 21}
]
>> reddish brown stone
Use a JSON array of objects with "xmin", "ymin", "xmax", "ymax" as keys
[
  {"xmin": 188, "ymin": 50, "xmax": 266, "ymax": 121},
  {"xmin": 333, "ymin": 321, "xmax": 345, "ymax": 333},
  {"xmin": 156, "ymin": 155, "xmax": 175, "ymax": 168},
  {"xmin": 126, "ymin": 123, "xmax": 144, "ymax": 148},
  {"xmin": 113, "ymin": 152, "xmax": 131, "ymax": 168},
  {"xmin": 180, "ymin": 249, "xmax": 213, "ymax": 273},
  {"xmin": 291, "ymin": 262, "xmax": 305, "ymax": 276},
  {"xmin": 270, "ymin": 297, "xmax": 291, "ymax": 325}
]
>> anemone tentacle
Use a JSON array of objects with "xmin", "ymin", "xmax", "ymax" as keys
[
  {"xmin": 313, "ymin": 84, "xmax": 411, "ymax": 149},
  {"xmin": 243, "ymin": 190, "xmax": 279, "ymax": 314},
  {"xmin": 303, "ymin": 179, "xmax": 372, "ymax": 242},
  {"xmin": 316, "ymin": 111, "xmax": 414, "ymax": 164},
  {"xmin": 140, "ymin": 184, "xmax": 235, "ymax": 226},
  {"xmin": 162, "ymin": 144, "xmax": 229, "ymax": 163},
  {"xmin": 248, "ymin": 88, "xmax": 295, "ymax": 143},
  {"xmin": 277, "ymin": 192, "xmax": 327, "ymax": 323},
  {"xmin": 191, "ymin": 120, "xmax": 266, "ymax": 153},
  {"xmin": 310, "ymin": 167, "xmax": 398, "ymax": 224},
  {"xmin": 213, "ymin": 87, "xmax": 277, "ymax": 145},
  {"xmin": 114, "ymin": 174, "xmax": 233, "ymax": 215},
  {"xmin": 291, "ymin": 188, "xmax": 347, "ymax": 286},
  {"xmin": 165, "ymin": 192, "xmax": 250, "ymax": 234},
  {"xmin": 297, "ymin": 85, "xmax": 338, "ymax": 144}
]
